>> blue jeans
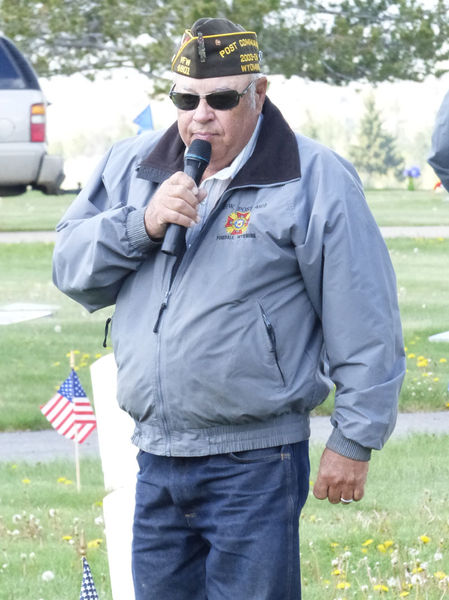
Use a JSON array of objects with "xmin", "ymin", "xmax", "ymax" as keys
[{"xmin": 132, "ymin": 441, "xmax": 310, "ymax": 600}]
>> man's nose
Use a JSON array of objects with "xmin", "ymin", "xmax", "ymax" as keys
[{"xmin": 193, "ymin": 98, "xmax": 214, "ymax": 120}]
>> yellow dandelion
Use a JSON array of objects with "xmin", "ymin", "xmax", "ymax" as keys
[
  {"xmin": 383, "ymin": 540, "xmax": 394, "ymax": 549},
  {"xmin": 336, "ymin": 581, "xmax": 351, "ymax": 589},
  {"xmin": 362, "ymin": 548, "xmax": 368, "ymax": 554},
  {"xmin": 417, "ymin": 359, "xmax": 429, "ymax": 368},
  {"xmin": 330, "ymin": 542, "xmax": 339, "ymax": 548},
  {"xmin": 434, "ymin": 378, "xmax": 440, "ymax": 382},
  {"xmin": 373, "ymin": 584, "xmax": 389, "ymax": 592},
  {"xmin": 362, "ymin": 539, "xmax": 374, "ymax": 546},
  {"xmin": 331, "ymin": 569, "xmax": 341, "ymax": 576},
  {"xmin": 62, "ymin": 535, "xmax": 73, "ymax": 541},
  {"xmin": 87, "ymin": 538, "xmax": 103, "ymax": 549},
  {"xmin": 57, "ymin": 477, "xmax": 67, "ymax": 483},
  {"xmin": 377, "ymin": 544, "xmax": 387, "ymax": 553},
  {"xmin": 399, "ymin": 592, "xmax": 410, "ymax": 598},
  {"xmin": 434, "ymin": 571, "xmax": 446, "ymax": 580},
  {"xmin": 420, "ymin": 535, "xmax": 431, "ymax": 544},
  {"xmin": 94, "ymin": 501, "xmax": 103, "ymax": 508},
  {"xmin": 309, "ymin": 514, "xmax": 317, "ymax": 522},
  {"xmin": 439, "ymin": 358, "xmax": 447, "ymax": 363},
  {"xmin": 407, "ymin": 353, "xmax": 416, "ymax": 359},
  {"xmin": 412, "ymin": 566, "xmax": 424, "ymax": 574},
  {"xmin": 64, "ymin": 479, "xmax": 73, "ymax": 485},
  {"xmin": 95, "ymin": 353, "xmax": 102, "ymax": 359},
  {"xmin": 22, "ymin": 478, "xmax": 31, "ymax": 485}
]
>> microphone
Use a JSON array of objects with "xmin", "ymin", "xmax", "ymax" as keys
[{"xmin": 161, "ymin": 139, "xmax": 212, "ymax": 256}]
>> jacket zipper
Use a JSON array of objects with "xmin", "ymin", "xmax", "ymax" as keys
[
  {"xmin": 260, "ymin": 308, "xmax": 286, "ymax": 386},
  {"xmin": 152, "ymin": 188, "xmax": 235, "ymax": 333},
  {"xmin": 153, "ymin": 290, "xmax": 171, "ymax": 333},
  {"xmin": 103, "ymin": 317, "xmax": 112, "ymax": 347}
]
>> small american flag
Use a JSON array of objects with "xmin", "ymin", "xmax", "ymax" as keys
[
  {"xmin": 80, "ymin": 557, "xmax": 99, "ymax": 600},
  {"xmin": 40, "ymin": 369, "xmax": 96, "ymax": 443}
]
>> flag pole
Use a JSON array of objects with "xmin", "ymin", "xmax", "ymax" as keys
[{"xmin": 70, "ymin": 351, "xmax": 81, "ymax": 493}]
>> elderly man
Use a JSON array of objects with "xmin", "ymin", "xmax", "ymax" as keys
[
  {"xmin": 53, "ymin": 17, "xmax": 405, "ymax": 600},
  {"xmin": 428, "ymin": 89, "xmax": 449, "ymax": 191}
]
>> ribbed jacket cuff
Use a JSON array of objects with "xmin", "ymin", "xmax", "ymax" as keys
[
  {"xmin": 326, "ymin": 428, "xmax": 371, "ymax": 462},
  {"xmin": 126, "ymin": 207, "xmax": 162, "ymax": 253}
]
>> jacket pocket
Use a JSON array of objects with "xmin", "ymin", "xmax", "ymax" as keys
[{"xmin": 258, "ymin": 302, "xmax": 286, "ymax": 386}]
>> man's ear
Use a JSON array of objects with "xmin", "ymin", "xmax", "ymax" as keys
[{"xmin": 255, "ymin": 77, "xmax": 268, "ymax": 111}]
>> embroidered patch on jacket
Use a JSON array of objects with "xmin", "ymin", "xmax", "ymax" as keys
[{"xmin": 224, "ymin": 211, "xmax": 251, "ymax": 235}]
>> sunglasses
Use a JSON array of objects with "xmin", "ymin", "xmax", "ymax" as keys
[{"xmin": 169, "ymin": 80, "xmax": 255, "ymax": 111}]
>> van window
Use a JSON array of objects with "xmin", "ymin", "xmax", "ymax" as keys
[
  {"xmin": 0, "ymin": 43, "xmax": 25, "ymax": 89},
  {"xmin": 0, "ymin": 38, "xmax": 40, "ymax": 90}
]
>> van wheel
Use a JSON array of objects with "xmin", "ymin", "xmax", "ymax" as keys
[{"xmin": 0, "ymin": 185, "xmax": 27, "ymax": 196}]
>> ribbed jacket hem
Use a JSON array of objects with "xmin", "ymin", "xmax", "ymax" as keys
[{"xmin": 131, "ymin": 413, "xmax": 311, "ymax": 457}]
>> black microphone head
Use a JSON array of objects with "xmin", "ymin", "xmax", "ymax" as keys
[{"xmin": 185, "ymin": 139, "xmax": 212, "ymax": 165}]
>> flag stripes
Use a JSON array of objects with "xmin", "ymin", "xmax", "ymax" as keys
[{"xmin": 40, "ymin": 370, "xmax": 96, "ymax": 444}]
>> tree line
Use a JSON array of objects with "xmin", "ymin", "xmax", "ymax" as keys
[{"xmin": 1, "ymin": 0, "xmax": 449, "ymax": 91}]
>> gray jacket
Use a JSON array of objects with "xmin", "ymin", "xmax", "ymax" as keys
[
  {"xmin": 428, "ymin": 89, "xmax": 449, "ymax": 191},
  {"xmin": 53, "ymin": 98, "xmax": 405, "ymax": 460}
]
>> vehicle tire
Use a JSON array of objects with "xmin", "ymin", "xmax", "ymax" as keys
[{"xmin": 0, "ymin": 185, "xmax": 27, "ymax": 196}]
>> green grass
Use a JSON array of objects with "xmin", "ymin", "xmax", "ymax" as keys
[
  {"xmin": 0, "ymin": 243, "xmax": 111, "ymax": 431},
  {"xmin": 1, "ymin": 437, "xmax": 448, "ymax": 599},
  {"xmin": 389, "ymin": 238, "xmax": 449, "ymax": 412},
  {"xmin": 0, "ymin": 459, "xmax": 111, "ymax": 600},
  {"xmin": 1, "ymin": 189, "xmax": 449, "ymax": 232},
  {"xmin": 302, "ymin": 435, "xmax": 449, "ymax": 599},
  {"xmin": 0, "ymin": 192, "xmax": 75, "ymax": 231},
  {"xmin": 365, "ymin": 189, "xmax": 449, "ymax": 227},
  {"xmin": 1, "ymin": 237, "xmax": 449, "ymax": 430}
]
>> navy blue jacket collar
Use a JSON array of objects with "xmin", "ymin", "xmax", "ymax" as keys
[{"xmin": 137, "ymin": 97, "xmax": 301, "ymax": 187}]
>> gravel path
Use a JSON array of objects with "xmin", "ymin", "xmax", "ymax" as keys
[
  {"xmin": 380, "ymin": 226, "xmax": 449, "ymax": 238},
  {"xmin": 0, "ymin": 231, "xmax": 57, "ymax": 243},
  {"xmin": 1, "ymin": 411, "xmax": 448, "ymax": 463}
]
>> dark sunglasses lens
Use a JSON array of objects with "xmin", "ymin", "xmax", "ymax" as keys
[
  {"xmin": 207, "ymin": 91, "xmax": 239, "ymax": 110},
  {"xmin": 171, "ymin": 93, "xmax": 200, "ymax": 110}
]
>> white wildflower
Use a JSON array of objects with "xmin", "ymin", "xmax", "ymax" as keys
[
  {"xmin": 41, "ymin": 571, "xmax": 55, "ymax": 582},
  {"xmin": 410, "ymin": 573, "xmax": 425, "ymax": 585}
]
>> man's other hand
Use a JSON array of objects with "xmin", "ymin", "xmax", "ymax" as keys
[
  {"xmin": 144, "ymin": 171, "xmax": 207, "ymax": 239},
  {"xmin": 313, "ymin": 448, "xmax": 369, "ymax": 504}
]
